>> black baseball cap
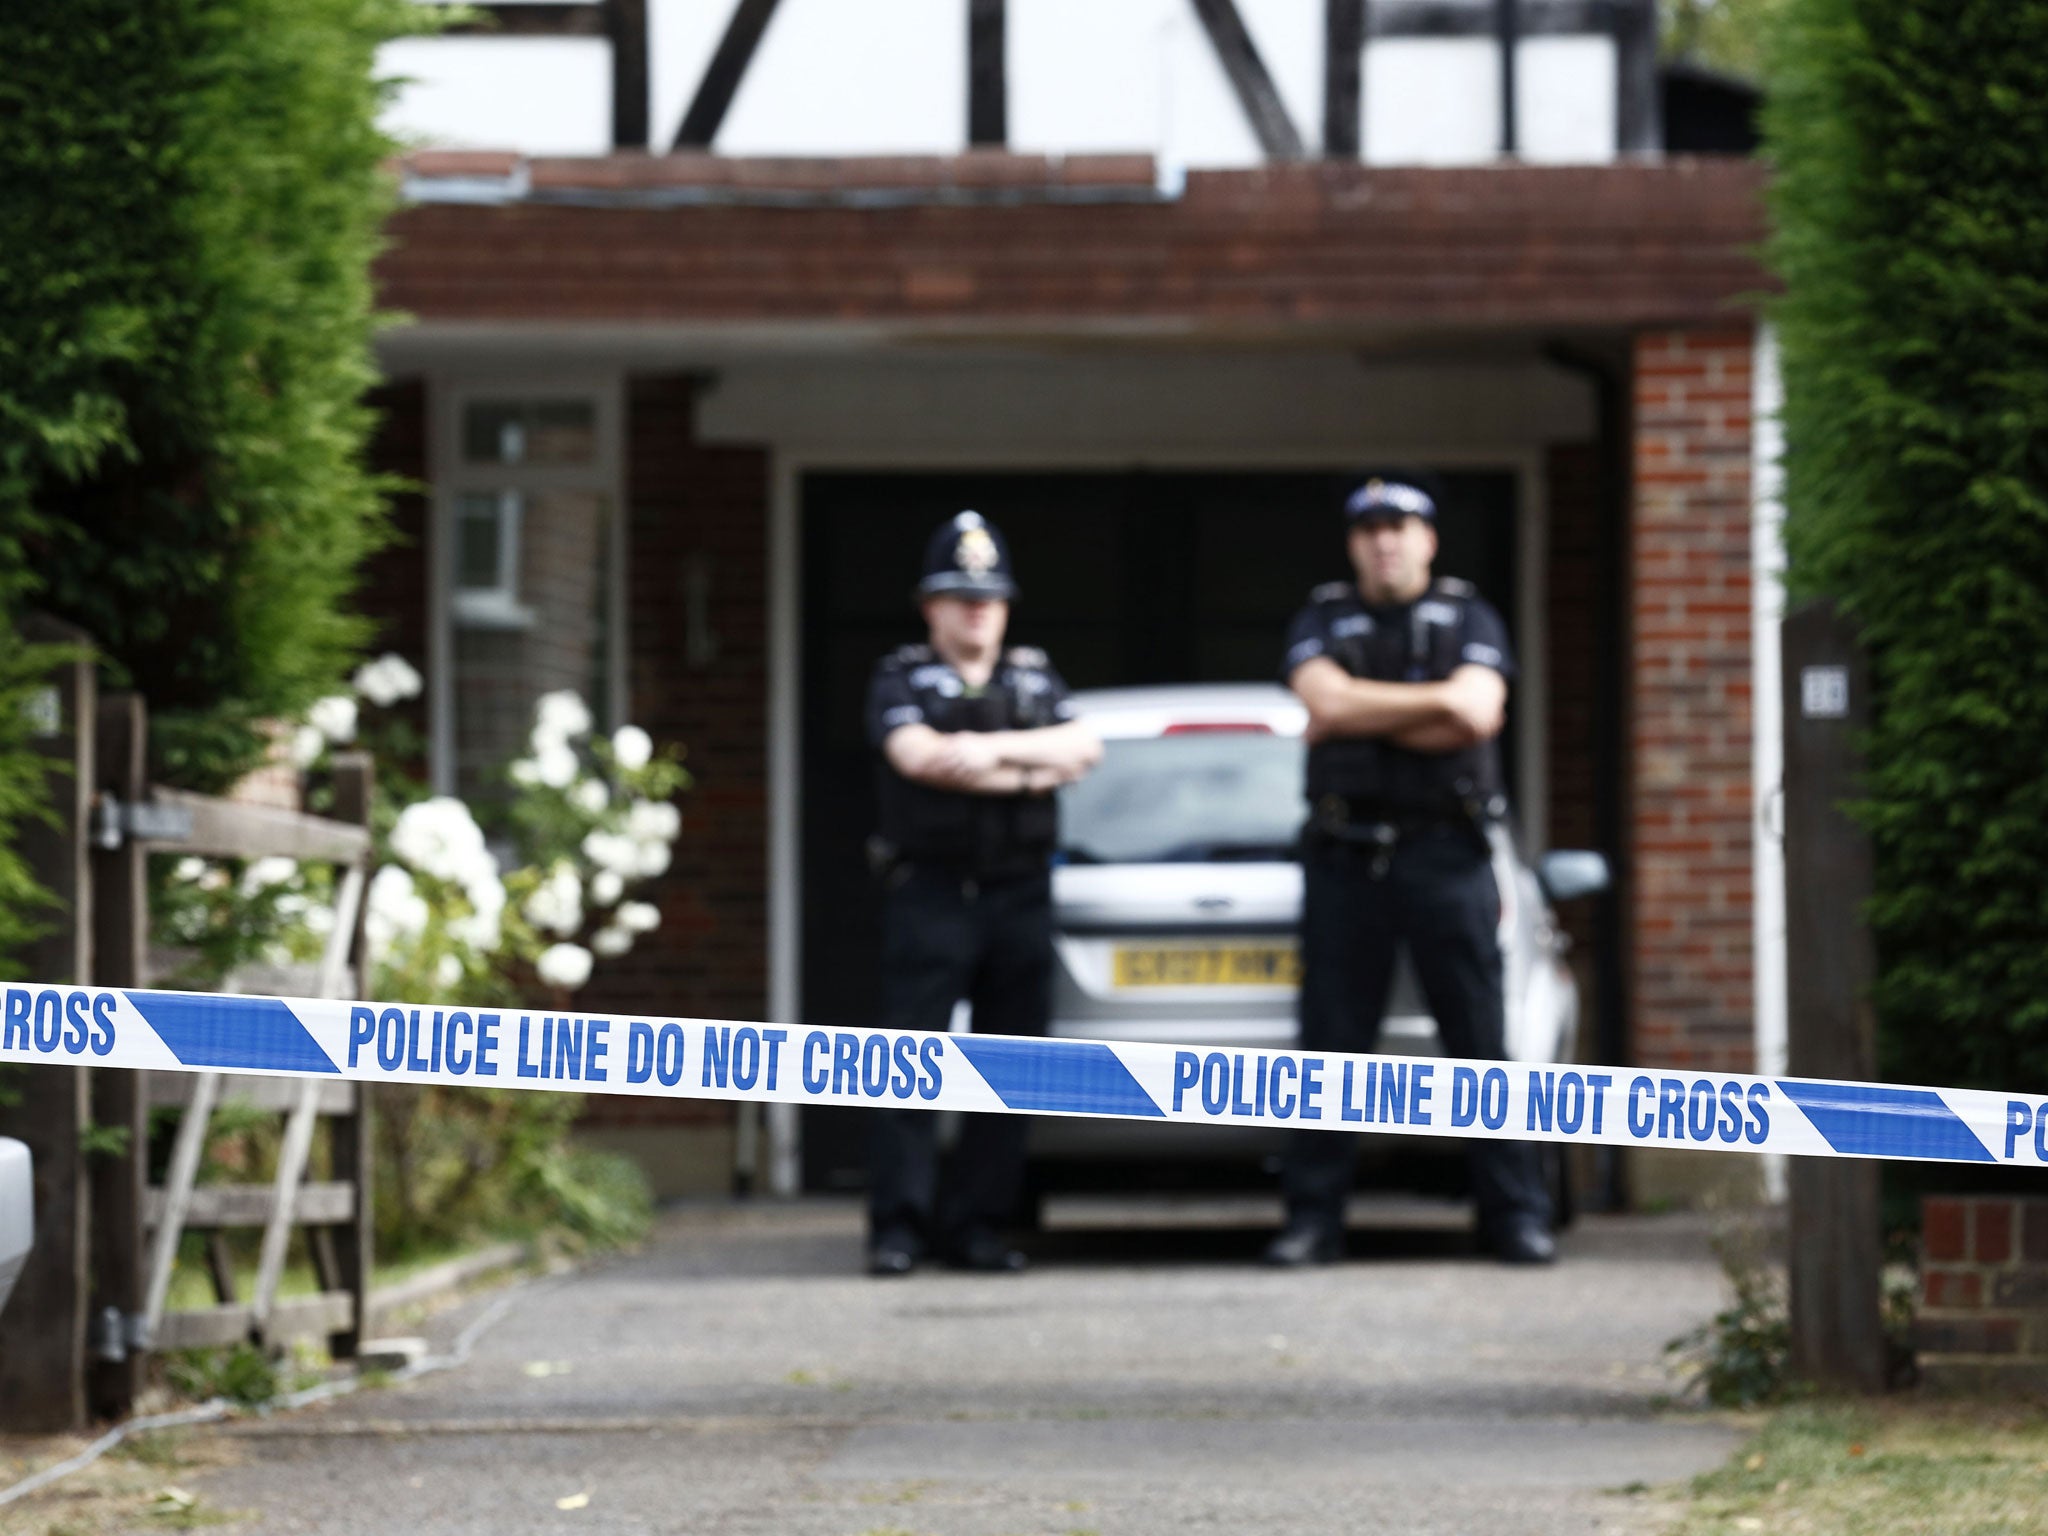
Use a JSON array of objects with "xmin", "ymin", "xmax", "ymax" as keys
[{"xmin": 1345, "ymin": 479, "xmax": 1437, "ymax": 523}]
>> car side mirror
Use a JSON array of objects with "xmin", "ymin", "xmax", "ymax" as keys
[
  {"xmin": 1537, "ymin": 850, "xmax": 1610, "ymax": 903},
  {"xmin": 0, "ymin": 1137, "xmax": 32, "ymax": 1318}
]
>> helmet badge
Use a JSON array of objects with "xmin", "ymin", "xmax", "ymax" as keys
[{"xmin": 955, "ymin": 524, "xmax": 999, "ymax": 579}]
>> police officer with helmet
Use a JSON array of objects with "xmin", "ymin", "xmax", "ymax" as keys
[
  {"xmin": 863, "ymin": 512, "xmax": 1103, "ymax": 1276},
  {"xmin": 1265, "ymin": 479, "xmax": 1555, "ymax": 1267}
]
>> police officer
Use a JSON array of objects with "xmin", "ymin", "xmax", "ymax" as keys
[
  {"xmin": 1264, "ymin": 480, "xmax": 1555, "ymax": 1267},
  {"xmin": 863, "ymin": 511, "xmax": 1103, "ymax": 1276}
]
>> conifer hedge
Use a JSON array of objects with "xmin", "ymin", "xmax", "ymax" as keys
[
  {"xmin": 0, "ymin": 0, "xmax": 426, "ymax": 791},
  {"xmin": 1768, "ymin": 0, "xmax": 2048, "ymax": 1089}
]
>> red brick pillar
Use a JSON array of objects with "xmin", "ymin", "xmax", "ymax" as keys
[
  {"xmin": 577, "ymin": 375, "xmax": 770, "ymax": 1196},
  {"xmin": 1918, "ymin": 1197, "xmax": 2048, "ymax": 1392},
  {"xmin": 1630, "ymin": 329, "xmax": 1756, "ymax": 1074}
]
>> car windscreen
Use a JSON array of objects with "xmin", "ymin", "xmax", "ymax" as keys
[{"xmin": 1058, "ymin": 731, "xmax": 1306, "ymax": 864}]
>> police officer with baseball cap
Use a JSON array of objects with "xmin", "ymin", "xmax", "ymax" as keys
[
  {"xmin": 862, "ymin": 512, "xmax": 1103, "ymax": 1276},
  {"xmin": 1265, "ymin": 479, "xmax": 1555, "ymax": 1266}
]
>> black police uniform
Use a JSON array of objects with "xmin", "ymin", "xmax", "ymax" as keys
[
  {"xmin": 863, "ymin": 514, "xmax": 1076, "ymax": 1271},
  {"xmin": 1274, "ymin": 568, "xmax": 1553, "ymax": 1256}
]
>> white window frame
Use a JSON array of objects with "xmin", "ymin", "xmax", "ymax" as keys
[{"xmin": 427, "ymin": 373, "xmax": 626, "ymax": 795}]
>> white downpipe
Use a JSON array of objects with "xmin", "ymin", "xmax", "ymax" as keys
[{"xmin": 1752, "ymin": 321, "xmax": 1790, "ymax": 1203}]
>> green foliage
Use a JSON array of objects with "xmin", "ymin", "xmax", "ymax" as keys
[
  {"xmin": 1663, "ymin": 0, "xmax": 1792, "ymax": 78},
  {"xmin": 375, "ymin": 1086, "xmax": 652, "ymax": 1259},
  {"xmin": 1767, "ymin": 0, "xmax": 2048, "ymax": 1094},
  {"xmin": 0, "ymin": 630, "xmax": 80, "ymax": 977},
  {"xmin": 1667, "ymin": 1216, "xmax": 1793, "ymax": 1407},
  {"xmin": 0, "ymin": 0, "xmax": 433, "ymax": 790},
  {"xmin": 162, "ymin": 1342, "xmax": 282, "ymax": 1408}
]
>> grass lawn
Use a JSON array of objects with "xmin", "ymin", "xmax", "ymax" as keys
[
  {"xmin": 1673, "ymin": 1401, "xmax": 2048, "ymax": 1535},
  {"xmin": 163, "ymin": 1238, "xmax": 497, "ymax": 1312}
]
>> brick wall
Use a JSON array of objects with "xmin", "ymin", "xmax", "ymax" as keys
[
  {"xmin": 1918, "ymin": 1196, "xmax": 2048, "ymax": 1391},
  {"xmin": 580, "ymin": 376, "xmax": 770, "ymax": 1130},
  {"xmin": 1630, "ymin": 329, "xmax": 1755, "ymax": 1071}
]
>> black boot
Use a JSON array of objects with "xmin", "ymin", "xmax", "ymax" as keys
[{"xmin": 1263, "ymin": 1218, "xmax": 1343, "ymax": 1267}]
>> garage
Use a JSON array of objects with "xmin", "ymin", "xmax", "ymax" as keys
[{"xmin": 796, "ymin": 466, "xmax": 1521, "ymax": 1190}]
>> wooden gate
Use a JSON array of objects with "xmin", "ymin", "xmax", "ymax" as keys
[{"xmin": 0, "ymin": 617, "xmax": 377, "ymax": 1430}]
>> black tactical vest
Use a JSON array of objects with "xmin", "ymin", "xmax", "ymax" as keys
[
  {"xmin": 1303, "ymin": 580, "xmax": 1507, "ymax": 819},
  {"xmin": 876, "ymin": 648, "xmax": 1063, "ymax": 878}
]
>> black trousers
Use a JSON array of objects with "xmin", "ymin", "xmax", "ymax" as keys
[
  {"xmin": 1282, "ymin": 825, "xmax": 1552, "ymax": 1233},
  {"xmin": 868, "ymin": 866, "xmax": 1052, "ymax": 1250}
]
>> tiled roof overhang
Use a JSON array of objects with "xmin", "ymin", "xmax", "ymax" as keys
[{"xmin": 376, "ymin": 153, "xmax": 1770, "ymax": 335}]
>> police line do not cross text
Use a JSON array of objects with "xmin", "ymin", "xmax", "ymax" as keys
[{"xmin": 4, "ymin": 983, "xmax": 2046, "ymax": 1168}]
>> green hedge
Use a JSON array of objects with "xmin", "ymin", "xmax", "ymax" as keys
[
  {"xmin": 1768, "ymin": 0, "xmax": 2048, "ymax": 1090},
  {"xmin": 0, "ymin": 0, "xmax": 427, "ymax": 790}
]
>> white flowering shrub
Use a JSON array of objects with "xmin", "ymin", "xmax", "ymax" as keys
[{"xmin": 158, "ymin": 658, "xmax": 680, "ymax": 1254}]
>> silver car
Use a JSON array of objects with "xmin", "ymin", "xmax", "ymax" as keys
[{"xmin": 1027, "ymin": 683, "xmax": 1606, "ymax": 1212}]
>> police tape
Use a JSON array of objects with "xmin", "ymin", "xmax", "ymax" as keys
[{"xmin": 4, "ymin": 981, "xmax": 2046, "ymax": 1167}]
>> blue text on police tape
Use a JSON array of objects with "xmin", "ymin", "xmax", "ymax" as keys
[{"xmin": 9, "ymin": 984, "xmax": 2048, "ymax": 1168}]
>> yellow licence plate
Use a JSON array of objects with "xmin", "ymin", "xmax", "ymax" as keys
[{"xmin": 1113, "ymin": 944, "xmax": 1300, "ymax": 989}]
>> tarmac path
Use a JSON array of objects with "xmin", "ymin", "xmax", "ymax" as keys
[{"xmin": 130, "ymin": 1200, "xmax": 1744, "ymax": 1535}]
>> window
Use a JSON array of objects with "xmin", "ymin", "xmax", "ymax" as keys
[{"xmin": 432, "ymin": 383, "xmax": 622, "ymax": 797}]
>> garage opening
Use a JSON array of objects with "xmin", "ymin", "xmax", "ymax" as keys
[{"xmin": 798, "ymin": 468, "xmax": 1521, "ymax": 1191}]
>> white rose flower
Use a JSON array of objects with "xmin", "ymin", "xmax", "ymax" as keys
[
  {"xmin": 353, "ymin": 653, "xmax": 423, "ymax": 707},
  {"xmin": 536, "ymin": 942, "xmax": 593, "ymax": 991},
  {"xmin": 616, "ymin": 900, "xmax": 660, "ymax": 935},
  {"xmin": 174, "ymin": 857, "xmax": 208, "ymax": 884},
  {"xmin": 589, "ymin": 869, "xmax": 624, "ymax": 907},
  {"xmin": 304, "ymin": 901, "xmax": 336, "ymax": 937},
  {"xmin": 290, "ymin": 725, "xmax": 325, "ymax": 768},
  {"xmin": 571, "ymin": 778, "xmax": 609, "ymax": 815},
  {"xmin": 509, "ymin": 758, "xmax": 541, "ymax": 788},
  {"xmin": 309, "ymin": 694, "xmax": 358, "ymax": 745},
  {"xmin": 580, "ymin": 830, "xmax": 640, "ymax": 877},
  {"xmin": 636, "ymin": 841, "xmax": 672, "ymax": 879},
  {"xmin": 591, "ymin": 925, "xmax": 632, "ymax": 958},
  {"xmin": 366, "ymin": 865, "xmax": 429, "ymax": 956},
  {"xmin": 239, "ymin": 855, "xmax": 298, "ymax": 896},
  {"xmin": 450, "ymin": 857, "xmax": 507, "ymax": 952},
  {"xmin": 610, "ymin": 725, "xmax": 653, "ymax": 772},
  {"xmin": 436, "ymin": 953, "xmax": 464, "ymax": 988},
  {"xmin": 535, "ymin": 741, "xmax": 579, "ymax": 790},
  {"xmin": 521, "ymin": 861, "xmax": 583, "ymax": 938},
  {"xmin": 626, "ymin": 799, "xmax": 682, "ymax": 845},
  {"xmin": 390, "ymin": 797, "xmax": 490, "ymax": 886},
  {"xmin": 535, "ymin": 690, "xmax": 593, "ymax": 742}
]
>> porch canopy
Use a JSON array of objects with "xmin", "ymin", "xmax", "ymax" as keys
[{"xmin": 376, "ymin": 152, "xmax": 1769, "ymax": 335}]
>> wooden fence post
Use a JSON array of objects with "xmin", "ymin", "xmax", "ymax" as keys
[
  {"xmin": 89, "ymin": 692, "xmax": 150, "ymax": 1417},
  {"xmin": 326, "ymin": 752, "xmax": 375, "ymax": 1358},
  {"xmin": 1782, "ymin": 599, "xmax": 1886, "ymax": 1392},
  {"xmin": 0, "ymin": 617, "xmax": 97, "ymax": 1432}
]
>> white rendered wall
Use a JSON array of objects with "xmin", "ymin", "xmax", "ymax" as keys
[
  {"xmin": 1363, "ymin": 38, "xmax": 1502, "ymax": 165},
  {"xmin": 379, "ymin": 37, "xmax": 612, "ymax": 156},
  {"xmin": 717, "ymin": 0, "xmax": 966, "ymax": 156},
  {"xmin": 1515, "ymin": 35, "xmax": 1618, "ymax": 164},
  {"xmin": 380, "ymin": 1, "xmax": 1622, "ymax": 165}
]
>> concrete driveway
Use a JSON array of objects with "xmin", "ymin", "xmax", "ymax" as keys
[{"xmin": 184, "ymin": 1199, "xmax": 1742, "ymax": 1535}]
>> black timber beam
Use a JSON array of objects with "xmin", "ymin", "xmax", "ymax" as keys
[
  {"xmin": 447, "ymin": 3, "xmax": 606, "ymax": 36},
  {"xmin": 675, "ymin": 0, "xmax": 785, "ymax": 150},
  {"xmin": 609, "ymin": 0, "xmax": 649, "ymax": 149},
  {"xmin": 1322, "ymin": 0, "xmax": 1363, "ymax": 158},
  {"xmin": 968, "ymin": 0, "xmax": 1007, "ymax": 146},
  {"xmin": 1189, "ymin": 0, "xmax": 1306, "ymax": 160},
  {"xmin": 1496, "ymin": 0, "xmax": 1520, "ymax": 156},
  {"xmin": 1369, "ymin": 0, "xmax": 1625, "ymax": 37}
]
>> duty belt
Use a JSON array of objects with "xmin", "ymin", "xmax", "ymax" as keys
[{"xmin": 1309, "ymin": 796, "xmax": 1491, "ymax": 877}]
